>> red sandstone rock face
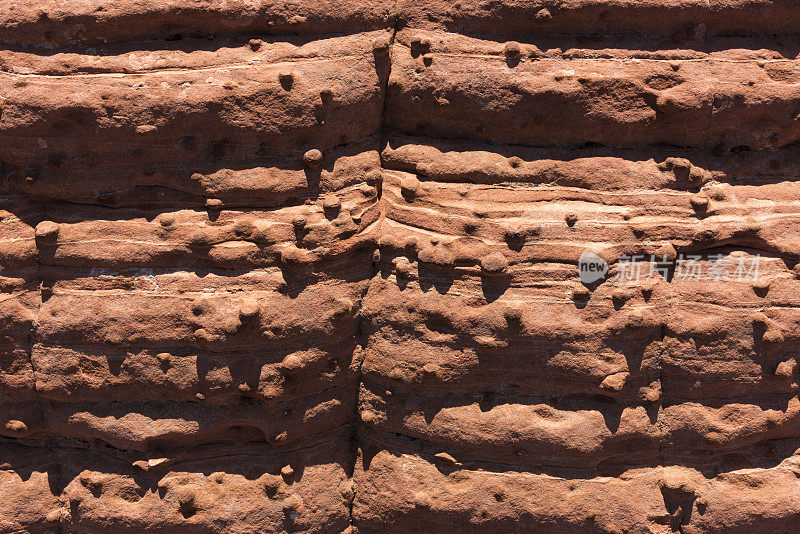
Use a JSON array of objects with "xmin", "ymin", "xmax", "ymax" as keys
[{"xmin": 2, "ymin": 2, "xmax": 800, "ymax": 533}]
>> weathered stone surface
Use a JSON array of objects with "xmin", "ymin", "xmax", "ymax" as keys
[{"xmin": 2, "ymin": 2, "xmax": 800, "ymax": 533}]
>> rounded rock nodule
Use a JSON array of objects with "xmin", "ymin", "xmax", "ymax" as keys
[
  {"xmin": 480, "ymin": 253, "xmax": 509, "ymax": 274},
  {"xmin": 35, "ymin": 221, "xmax": 60, "ymax": 243},
  {"xmin": 303, "ymin": 149, "xmax": 323, "ymax": 169}
]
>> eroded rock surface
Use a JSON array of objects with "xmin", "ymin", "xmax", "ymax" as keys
[{"xmin": 2, "ymin": 1, "xmax": 800, "ymax": 533}]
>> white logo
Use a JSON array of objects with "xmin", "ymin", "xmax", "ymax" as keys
[{"xmin": 578, "ymin": 251, "xmax": 609, "ymax": 284}]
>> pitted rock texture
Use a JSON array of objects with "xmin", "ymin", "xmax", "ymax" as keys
[{"xmin": 2, "ymin": 1, "xmax": 800, "ymax": 533}]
